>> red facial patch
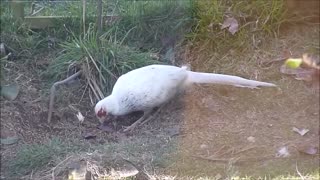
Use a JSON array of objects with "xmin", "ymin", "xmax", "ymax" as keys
[{"xmin": 97, "ymin": 108, "xmax": 107, "ymax": 118}]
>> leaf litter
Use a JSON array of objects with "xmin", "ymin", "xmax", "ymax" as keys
[
  {"xmin": 221, "ymin": 17, "xmax": 239, "ymax": 35},
  {"xmin": 281, "ymin": 53, "xmax": 320, "ymax": 89},
  {"xmin": 292, "ymin": 127, "xmax": 310, "ymax": 136}
]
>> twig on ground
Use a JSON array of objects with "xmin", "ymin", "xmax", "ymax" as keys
[
  {"xmin": 31, "ymin": 7, "xmax": 44, "ymax": 16},
  {"xmin": 259, "ymin": 57, "xmax": 287, "ymax": 67},
  {"xmin": 193, "ymin": 154, "xmax": 276, "ymax": 164},
  {"xmin": 232, "ymin": 146, "xmax": 258, "ymax": 156},
  {"xmin": 47, "ymin": 71, "xmax": 82, "ymax": 123},
  {"xmin": 51, "ymin": 156, "xmax": 73, "ymax": 180},
  {"xmin": 192, "ymin": 155, "xmax": 235, "ymax": 163},
  {"xmin": 212, "ymin": 145, "xmax": 227, "ymax": 157},
  {"xmin": 212, "ymin": 146, "xmax": 235, "ymax": 158},
  {"xmin": 37, "ymin": 156, "xmax": 73, "ymax": 180},
  {"xmin": 296, "ymin": 162, "xmax": 305, "ymax": 180},
  {"xmin": 79, "ymin": 82, "xmax": 89, "ymax": 104},
  {"xmin": 30, "ymin": 96, "xmax": 42, "ymax": 103}
]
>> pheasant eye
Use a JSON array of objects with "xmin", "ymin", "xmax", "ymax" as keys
[{"xmin": 97, "ymin": 108, "xmax": 107, "ymax": 117}]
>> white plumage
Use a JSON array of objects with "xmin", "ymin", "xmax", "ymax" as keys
[{"xmin": 95, "ymin": 64, "xmax": 276, "ymax": 132}]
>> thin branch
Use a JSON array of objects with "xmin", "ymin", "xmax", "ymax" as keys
[
  {"xmin": 232, "ymin": 146, "xmax": 258, "ymax": 156},
  {"xmin": 296, "ymin": 162, "xmax": 305, "ymax": 180},
  {"xmin": 31, "ymin": 7, "xmax": 44, "ymax": 16},
  {"xmin": 47, "ymin": 71, "xmax": 82, "ymax": 124}
]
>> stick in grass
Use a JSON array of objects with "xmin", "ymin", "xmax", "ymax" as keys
[{"xmin": 47, "ymin": 71, "xmax": 82, "ymax": 123}]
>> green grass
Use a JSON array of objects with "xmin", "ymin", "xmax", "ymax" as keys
[
  {"xmin": 1, "ymin": 0, "xmax": 194, "ymax": 98},
  {"xmin": 5, "ymin": 138, "xmax": 83, "ymax": 177},
  {"xmin": 41, "ymin": 0, "xmax": 194, "ymax": 98},
  {"xmin": 3, "ymin": 133, "xmax": 178, "ymax": 179},
  {"xmin": 0, "ymin": 7, "xmax": 45, "ymax": 57},
  {"xmin": 45, "ymin": 23, "xmax": 161, "ymax": 95},
  {"xmin": 189, "ymin": 0, "xmax": 287, "ymax": 55},
  {"xmin": 107, "ymin": 0, "xmax": 194, "ymax": 50}
]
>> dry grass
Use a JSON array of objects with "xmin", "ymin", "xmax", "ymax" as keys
[{"xmin": 163, "ymin": 21, "xmax": 319, "ymax": 178}]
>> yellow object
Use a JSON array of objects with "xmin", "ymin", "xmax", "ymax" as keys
[{"xmin": 285, "ymin": 58, "xmax": 303, "ymax": 69}]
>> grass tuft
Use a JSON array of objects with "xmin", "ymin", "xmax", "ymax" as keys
[
  {"xmin": 46, "ymin": 23, "xmax": 161, "ymax": 97},
  {"xmin": 6, "ymin": 138, "xmax": 82, "ymax": 177},
  {"xmin": 184, "ymin": 0, "xmax": 290, "ymax": 73},
  {"xmin": 109, "ymin": 0, "xmax": 194, "ymax": 50}
]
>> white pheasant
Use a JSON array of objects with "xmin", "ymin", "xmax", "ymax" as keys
[{"xmin": 95, "ymin": 64, "xmax": 276, "ymax": 132}]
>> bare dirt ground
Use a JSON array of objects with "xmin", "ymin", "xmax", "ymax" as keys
[{"xmin": 1, "ymin": 24, "xmax": 319, "ymax": 179}]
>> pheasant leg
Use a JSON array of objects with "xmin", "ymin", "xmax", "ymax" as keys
[
  {"xmin": 123, "ymin": 110, "xmax": 153, "ymax": 132},
  {"xmin": 139, "ymin": 105, "xmax": 164, "ymax": 127}
]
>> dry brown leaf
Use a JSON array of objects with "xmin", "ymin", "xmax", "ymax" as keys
[
  {"xmin": 292, "ymin": 127, "xmax": 310, "ymax": 136},
  {"xmin": 301, "ymin": 53, "xmax": 320, "ymax": 70},
  {"xmin": 297, "ymin": 145, "xmax": 318, "ymax": 155},
  {"xmin": 281, "ymin": 53, "xmax": 320, "ymax": 90},
  {"xmin": 221, "ymin": 17, "xmax": 239, "ymax": 35},
  {"xmin": 280, "ymin": 64, "xmax": 319, "ymax": 89},
  {"xmin": 276, "ymin": 146, "xmax": 290, "ymax": 157},
  {"xmin": 83, "ymin": 132, "xmax": 97, "ymax": 140}
]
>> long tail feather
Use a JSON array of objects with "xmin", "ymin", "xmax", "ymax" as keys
[{"xmin": 187, "ymin": 71, "xmax": 276, "ymax": 88}]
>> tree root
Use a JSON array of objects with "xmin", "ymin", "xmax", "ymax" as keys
[{"xmin": 47, "ymin": 71, "xmax": 82, "ymax": 124}]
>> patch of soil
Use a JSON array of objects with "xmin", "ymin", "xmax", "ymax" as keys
[{"xmin": 165, "ymin": 85, "xmax": 319, "ymax": 177}]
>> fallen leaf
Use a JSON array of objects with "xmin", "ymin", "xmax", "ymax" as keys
[
  {"xmin": 280, "ymin": 64, "xmax": 316, "ymax": 82},
  {"xmin": 297, "ymin": 145, "xmax": 318, "ymax": 155},
  {"xmin": 0, "ymin": 43, "xmax": 6, "ymax": 56},
  {"xmin": 1, "ymin": 136, "xmax": 19, "ymax": 145},
  {"xmin": 149, "ymin": 53, "xmax": 159, "ymax": 60},
  {"xmin": 285, "ymin": 58, "xmax": 303, "ymax": 69},
  {"xmin": 0, "ymin": 83, "xmax": 19, "ymax": 100},
  {"xmin": 76, "ymin": 112, "xmax": 84, "ymax": 123},
  {"xmin": 282, "ymin": 54, "xmax": 320, "ymax": 90},
  {"xmin": 301, "ymin": 53, "xmax": 320, "ymax": 70},
  {"xmin": 83, "ymin": 133, "xmax": 96, "ymax": 140},
  {"xmin": 276, "ymin": 146, "xmax": 290, "ymax": 157},
  {"xmin": 221, "ymin": 17, "xmax": 239, "ymax": 35},
  {"xmin": 292, "ymin": 127, "xmax": 309, "ymax": 136}
]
